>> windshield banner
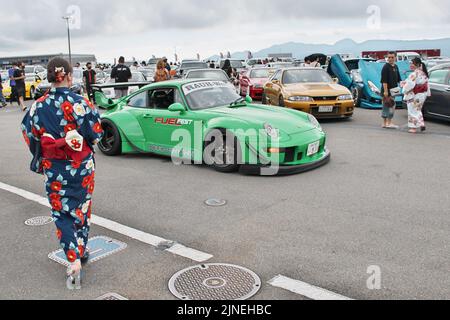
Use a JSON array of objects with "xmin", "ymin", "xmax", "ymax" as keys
[{"xmin": 182, "ymin": 81, "xmax": 228, "ymax": 95}]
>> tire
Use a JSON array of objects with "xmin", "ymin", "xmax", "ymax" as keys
[
  {"xmin": 30, "ymin": 86, "xmax": 35, "ymax": 100},
  {"xmin": 279, "ymin": 95, "xmax": 285, "ymax": 107},
  {"xmin": 351, "ymin": 86, "xmax": 362, "ymax": 108},
  {"xmin": 261, "ymin": 92, "xmax": 268, "ymax": 105},
  {"xmin": 98, "ymin": 119, "xmax": 122, "ymax": 156},
  {"xmin": 204, "ymin": 129, "xmax": 240, "ymax": 173}
]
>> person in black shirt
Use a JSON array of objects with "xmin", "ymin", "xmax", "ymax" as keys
[
  {"xmin": 13, "ymin": 62, "xmax": 27, "ymax": 111},
  {"xmin": 381, "ymin": 52, "xmax": 402, "ymax": 129},
  {"xmin": 110, "ymin": 56, "xmax": 132, "ymax": 98},
  {"xmin": 83, "ymin": 62, "xmax": 97, "ymax": 103}
]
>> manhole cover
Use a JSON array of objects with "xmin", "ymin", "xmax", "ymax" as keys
[
  {"xmin": 25, "ymin": 216, "xmax": 54, "ymax": 226},
  {"xmin": 205, "ymin": 199, "xmax": 227, "ymax": 207},
  {"xmin": 96, "ymin": 293, "xmax": 128, "ymax": 300},
  {"xmin": 169, "ymin": 263, "xmax": 261, "ymax": 300}
]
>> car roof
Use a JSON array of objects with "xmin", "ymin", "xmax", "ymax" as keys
[{"xmin": 429, "ymin": 63, "xmax": 450, "ymax": 71}]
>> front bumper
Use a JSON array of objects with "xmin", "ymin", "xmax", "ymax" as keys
[
  {"xmin": 284, "ymin": 100, "xmax": 354, "ymax": 119},
  {"xmin": 239, "ymin": 148, "xmax": 331, "ymax": 176}
]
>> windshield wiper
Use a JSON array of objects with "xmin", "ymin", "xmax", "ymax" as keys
[{"xmin": 229, "ymin": 97, "xmax": 246, "ymax": 107}]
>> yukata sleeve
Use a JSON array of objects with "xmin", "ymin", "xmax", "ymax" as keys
[
  {"xmin": 402, "ymin": 72, "xmax": 417, "ymax": 95},
  {"xmin": 21, "ymin": 102, "xmax": 45, "ymax": 173},
  {"xmin": 76, "ymin": 98, "xmax": 104, "ymax": 146}
]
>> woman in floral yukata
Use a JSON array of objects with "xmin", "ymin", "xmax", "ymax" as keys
[
  {"xmin": 401, "ymin": 57, "xmax": 431, "ymax": 134},
  {"xmin": 21, "ymin": 58, "xmax": 104, "ymax": 287}
]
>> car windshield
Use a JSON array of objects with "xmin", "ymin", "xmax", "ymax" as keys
[
  {"xmin": 186, "ymin": 70, "xmax": 228, "ymax": 81},
  {"xmin": 181, "ymin": 62, "xmax": 208, "ymax": 70},
  {"xmin": 220, "ymin": 60, "xmax": 244, "ymax": 69},
  {"xmin": 182, "ymin": 81, "xmax": 242, "ymax": 110},
  {"xmin": 1, "ymin": 73, "xmax": 8, "ymax": 83},
  {"xmin": 282, "ymin": 69, "xmax": 333, "ymax": 84},
  {"xmin": 24, "ymin": 66, "xmax": 34, "ymax": 74},
  {"xmin": 250, "ymin": 69, "xmax": 272, "ymax": 78},
  {"xmin": 131, "ymin": 72, "xmax": 146, "ymax": 82}
]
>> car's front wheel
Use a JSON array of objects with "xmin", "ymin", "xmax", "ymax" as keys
[
  {"xmin": 261, "ymin": 92, "xmax": 268, "ymax": 105},
  {"xmin": 204, "ymin": 129, "xmax": 240, "ymax": 173},
  {"xmin": 279, "ymin": 95, "xmax": 285, "ymax": 107},
  {"xmin": 98, "ymin": 119, "xmax": 122, "ymax": 156},
  {"xmin": 351, "ymin": 86, "xmax": 362, "ymax": 107}
]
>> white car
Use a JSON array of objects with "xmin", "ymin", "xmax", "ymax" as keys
[{"xmin": 102, "ymin": 72, "xmax": 147, "ymax": 99}]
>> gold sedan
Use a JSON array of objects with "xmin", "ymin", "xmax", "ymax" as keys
[{"xmin": 263, "ymin": 68, "xmax": 355, "ymax": 119}]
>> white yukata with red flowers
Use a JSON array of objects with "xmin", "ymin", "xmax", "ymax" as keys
[{"xmin": 402, "ymin": 69, "xmax": 431, "ymax": 129}]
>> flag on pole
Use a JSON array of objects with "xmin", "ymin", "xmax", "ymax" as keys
[
  {"xmin": 227, "ymin": 51, "xmax": 231, "ymax": 58},
  {"xmin": 220, "ymin": 52, "xmax": 224, "ymax": 59}
]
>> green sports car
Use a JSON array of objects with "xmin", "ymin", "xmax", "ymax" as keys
[{"xmin": 93, "ymin": 79, "xmax": 330, "ymax": 175}]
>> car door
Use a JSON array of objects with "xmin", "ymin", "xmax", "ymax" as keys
[
  {"xmin": 327, "ymin": 54, "xmax": 353, "ymax": 88},
  {"xmin": 426, "ymin": 69, "xmax": 450, "ymax": 118},
  {"xmin": 139, "ymin": 87, "xmax": 197, "ymax": 158}
]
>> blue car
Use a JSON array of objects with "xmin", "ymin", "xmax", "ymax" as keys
[{"xmin": 327, "ymin": 55, "xmax": 411, "ymax": 109}]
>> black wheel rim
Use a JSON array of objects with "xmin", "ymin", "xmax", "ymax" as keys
[{"xmin": 99, "ymin": 124, "xmax": 115, "ymax": 152}]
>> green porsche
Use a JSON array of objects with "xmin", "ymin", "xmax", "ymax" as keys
[{"xmin": 93, "ymin": 79, "xmax": 330, "ymax": 175}]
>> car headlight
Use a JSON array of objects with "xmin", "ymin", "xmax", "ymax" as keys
[
  {"xmin": 264, "ymin": 123, "xmax": 279, "ymax": 139},
  {"xmin": 351, "ymin": 69, "xmax": 363, "ymax": 83},
  {"xmin": 337, "ymin": 94, "xmax": 353, "ymax": 101},
  {"xmin": 308, "ymin": 114, "xmax": 321, "ymax": 130},
  {"xmin": 288, "ymin": 96, "xmax": 313, "ymax": 102},
  {"xmin": 367, "ymin": 80, "xmax": 381, "ymax": 95}
]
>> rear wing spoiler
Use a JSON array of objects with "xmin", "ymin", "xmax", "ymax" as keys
[
  {"xmin": 91, "ymin": 82, "xmax": 152, "ymax": 92},
  {"xmin": 91, "ymin": 82, "xmax": 152, "ymax": 109}
]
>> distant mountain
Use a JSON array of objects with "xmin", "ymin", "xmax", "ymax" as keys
[{"xmin": 209, "ymin": 38, "xmax": 450, "ymax": 60}]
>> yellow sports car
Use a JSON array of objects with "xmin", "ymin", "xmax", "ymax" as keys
[
  {"xmin": 2, "ymin": 75, "xmax": 42, "ymax": 100},
  {"xmin": 262, "ymin": 67, "xmax": 355, "ymax": 119}
]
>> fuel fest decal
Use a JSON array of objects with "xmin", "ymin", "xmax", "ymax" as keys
[{"xmin": 154, "ymin": 118, "xmax": 193, "ymax": 126}]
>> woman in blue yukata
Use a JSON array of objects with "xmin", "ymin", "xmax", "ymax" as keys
[{"xmin": 21, "ymin": 58, "xmax": 104, "ymax": 288}]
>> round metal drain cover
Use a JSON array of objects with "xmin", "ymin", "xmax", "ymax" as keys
[
  {"xmin": 25, "ymin": 216, "xmax": 54, "ymax": 226},
  {"xmin": 205, "ymin": 199, "xmax": 227, "ymax": 207},
  {"xmin": 169, "ymin": 263, "xmax": 261, "ymax": 300}
]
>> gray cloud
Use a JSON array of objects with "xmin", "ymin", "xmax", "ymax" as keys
[{"xmin": 1, "ymin": 0, "xmax": 449, "ymax": 58}]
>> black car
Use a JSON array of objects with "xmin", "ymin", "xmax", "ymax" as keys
[
  {"xmin": 34, "ymin": 69, "xmax": 84, "ymax": 100},
  {"xmin": 423, "ymin": 63, "xmax": 450, "ymax": 122},
  {"xmin": 177, "ymin": 61, "xmax": 208, "ymax": 77}
]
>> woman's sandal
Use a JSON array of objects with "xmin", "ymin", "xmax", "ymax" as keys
[
  {"xmin": 81, "ymin": 248, "xmax": 90, "ymax": 265},
  {"xmin": 66, "ymin": 263, "xmax": 82, "ymax": 290}
]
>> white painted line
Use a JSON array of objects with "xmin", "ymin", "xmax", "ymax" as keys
[
  {"xmin": 268, "ymin": 275, "xmax": 353, "ymax": 300},
  {"xmin": 0, "ymin": 182, "xmax": 213, "ymax": 263}
]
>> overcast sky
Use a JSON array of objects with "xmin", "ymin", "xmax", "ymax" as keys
[{"xmin": 1, "ymin": 0, "xmax": 449, "ymax": 62}]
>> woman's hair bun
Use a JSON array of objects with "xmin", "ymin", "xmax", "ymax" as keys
[{"xmin": 47, "ymin": 57, "xmax": 73, "ymax": 83}]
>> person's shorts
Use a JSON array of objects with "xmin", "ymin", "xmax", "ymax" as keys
[
  {"xmin": 382, "ymin": 97, "xmax": 395, "ymax": 119},
  {"xmin": 16, "ymin": 86, "xmax": 25, "ymax": 99}
]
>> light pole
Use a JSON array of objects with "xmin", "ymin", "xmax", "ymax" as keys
[{"xmin": 62, "ymin": 16, "xmax": 72, "ymax": 66}]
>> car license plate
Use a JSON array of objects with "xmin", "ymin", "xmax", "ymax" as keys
[
  {"xmin": 318, "ymin": 106, "xmax": 334, "ymax": 113},
  {"xmin": 307, "ymin": 141, "xmax": 320, "ymax": 157}
]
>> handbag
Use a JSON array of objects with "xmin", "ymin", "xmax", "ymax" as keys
[{"xmin": 390, "ymin": 87, "xmax": 401, "ymax": 97}]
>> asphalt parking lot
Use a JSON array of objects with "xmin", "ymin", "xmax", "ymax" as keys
[{"xmin": 0, "ymin": 100, "xmax": 449, "ymax": 300}]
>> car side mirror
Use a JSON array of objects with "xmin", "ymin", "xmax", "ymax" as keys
[
  {"xmin": 333, "ymin": 78, "xmax": 339, "ymax": 84},
  {"xmin": 168, "ymin": 103, "xmax": 186, "ymax": 113},
  {"xmin": 272, "ymin": 79, "xmax": 280, "ymax": 84},
  {"xmin": 245, "ymin": 95, "xmax": 253, "ymax": 103}
]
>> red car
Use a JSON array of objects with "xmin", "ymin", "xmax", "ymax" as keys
[{"xmin": 240, "ymin": 68, "xmax": 276, "ymax": 100}]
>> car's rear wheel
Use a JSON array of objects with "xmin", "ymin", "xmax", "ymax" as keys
[
  {"xmin": 204, "ymin": 129, "xmax": 240, "ymax": 173},
  {"xmin": 98, "ymin": 119, "xmax": 122, "ymax": 156}
]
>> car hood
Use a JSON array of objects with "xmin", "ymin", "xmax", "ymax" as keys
[
  {"xmin": 200, "ymin": 104, "xmax": 315, "ymax": 135},
  {"xmin": 283, "ymin": 83, "xmax": 350, "ymax": 96},
  {"xmin": 249, "ymin": 78, "xmax": 269, "ymax": 86}
]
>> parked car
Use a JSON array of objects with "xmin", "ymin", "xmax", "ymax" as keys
[
  {"xmin": 3, "ymin": 74, "xmax": 43, "ymax": 100},
  {"xmin": 183, "ymin": 68, "xmax": 230, "ymax": 82},
  {"xmin": 178, "ymin": 61, "xmax": 209, "ymax": 77},
  {"xmin": 24, "ymin": 65, "xmax": 47, "ymax": 79},
  {"xmin": 34, "ymin": 69, "xmax": 84, "ymax": 100},
  {"xmin": 94, "ymin": 79, "xmax": 330, "ymax": 175},
  {"xmin": 422, "ymin": 63, "xmax": 450, "ymax": 122},
  {"xmin": 101, "ymin": 71, "xmax": 147, "ymax": 99},
  {"xmin": 241, "ymin": 67, "xmax": 276, "ymax": 100},
  {"xmin": 217, "ymin": 59, "xmax": 246, "ymax": 73},
  {"xmin": 262, "ymin": 67, "xmax": 355, "ymax": 119},
  {"xmin": 327, "ymin": 54, "xmax": 411, "ymax": 109}
]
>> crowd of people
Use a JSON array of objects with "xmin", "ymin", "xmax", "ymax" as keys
[{"xmin": 1, "ymin": 62, "xmax": 27, "ymax": 111}]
